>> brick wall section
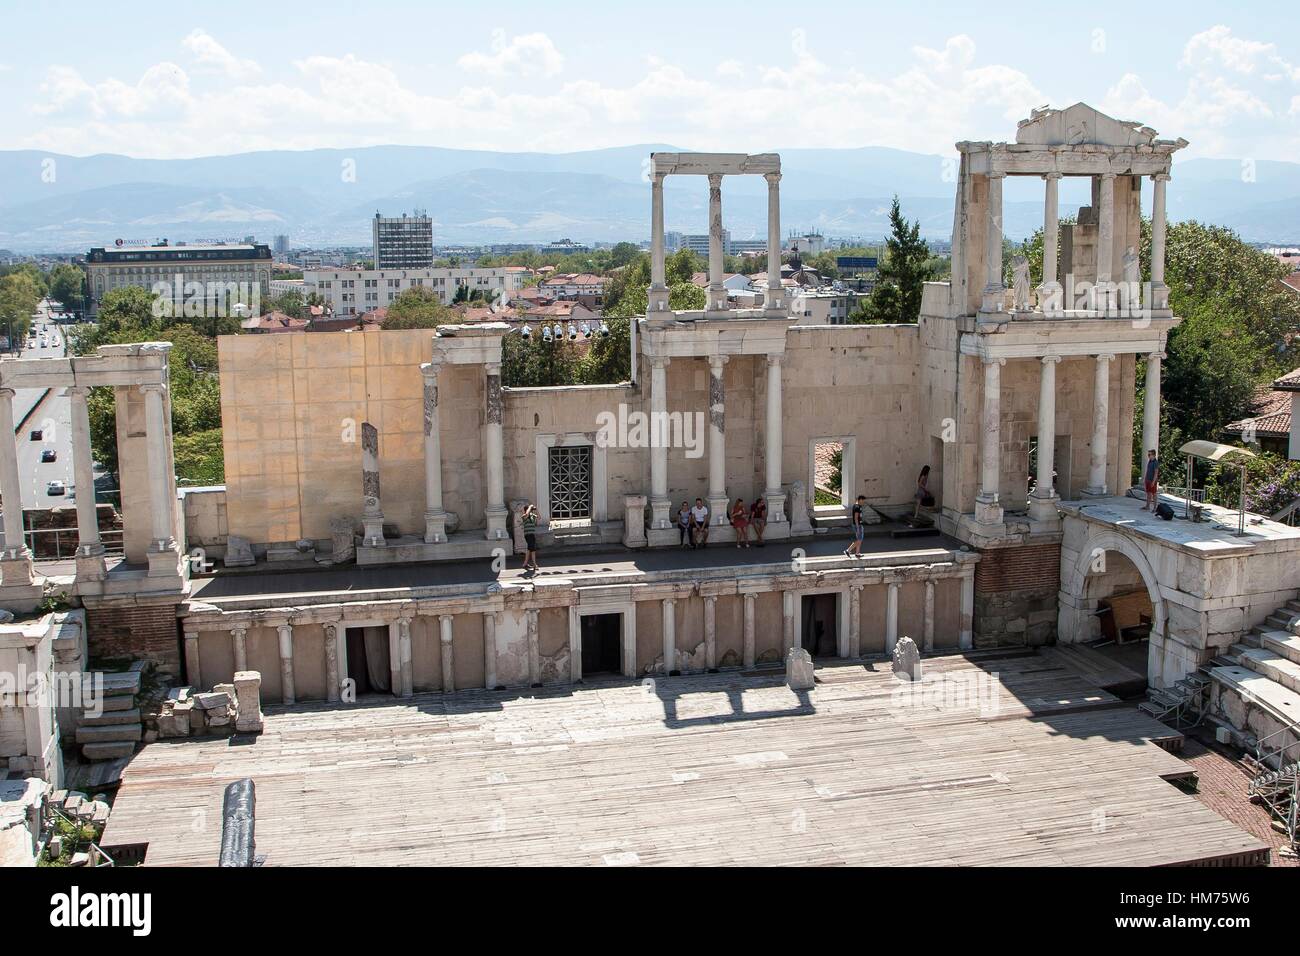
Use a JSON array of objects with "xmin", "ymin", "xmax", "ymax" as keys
[
  {"xmin": 975, "ymin": 543, "xmax": 1061, "ymax": 593},
  {"xmin": 86, "ymin": 603, "xmax": 182, "ymax": 672}
]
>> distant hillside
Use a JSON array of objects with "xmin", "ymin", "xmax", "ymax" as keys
[{"xmin": 2, "ymin": 144, "xmax": 1297, "ymax": 251}]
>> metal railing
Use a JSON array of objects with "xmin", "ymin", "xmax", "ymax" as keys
[
  {"xmin": 1163, "ymin": 485, "xmax": 1205, "ymax": 503},
  {"xmin": 1271, "ymin": 498, "xmax": 1300, "ymax": 527},
  {"xmin": 24, "ymin": 526, "xmax": 125, "ymax": 561}
]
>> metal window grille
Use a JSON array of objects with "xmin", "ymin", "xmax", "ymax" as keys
[{"xmin": 548, "ymin": 445, "xmax": 593, "ymax": 520}]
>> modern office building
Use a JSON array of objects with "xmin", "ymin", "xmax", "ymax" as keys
[{"xmin": 372, "ymin": 211, "xmax": 434, "ymax": 270}]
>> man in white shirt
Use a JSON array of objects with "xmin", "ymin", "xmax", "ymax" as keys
[{"xmin": 690, "ymin": 498, "xmax": 710, "ymax": 548}]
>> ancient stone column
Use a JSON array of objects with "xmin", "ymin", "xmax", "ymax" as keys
[
  {"xmin": 1097, "ymin": 172, "xmax": 1116, "ymax": 291},
  {"xmin": 323, "ymin": 622, "xmax": 340, "ymax": 703},
  {"xmin": 648, "ymin": 356, "xmax": 671, "ymax": 529},
  {"xmin": 1085, "ymin": 354, "xmax": 1115, "ymax": 496},
  {"xmin": 1150, "ymin": 174, "xmax": 1170, "ymax": 309},
  {"xmin": 885, "ymin": 582, "xmax": 900, "ymax": 656},
  {"xmin": 483, "ymin": 612, "xmax": 498, "ymax": 690},
  {"xmin": 1029, "ymin": 355, "xmax": 1062, "ymax": 522},
  {"xmin": 982, "ymin": 172, "xmax": 1006, "ymax": 312},
  {"xmin": 0, "ymin": 388, "xmax": 33, "ymax": 586},
  {"xmin": 526, "ymin": 608, "xmax": 541, "ymax": 687},
  {"xmin": 782, "ymin": 591, "xmax": 796, "ymax": 654},
  {"xmin": 1041, "ymin": 173, "xmax": 1062, "ymax": 296},
  {"xmin": 360, "ymin": 421, "xmax": 385, "ymax": 547},
  {"xmin": 276, "ymin": 623, "xmax": 295, "ymax": 705},
  {"xmin": 648, "ymin": 172, "xmax": 669, "ymax": 314},
  {"xmin": 764, "ymin": 354, "xmax": 787, "ymax": 524},
  {"xmin": 184, "ymin": 630, "xmax": 202, "ymax": 690},
  {"xmin": 707, "ymin": 355, "xmax": 728, "ymax": 526},
  {"xmin": 923, "ymin": 580, "xmax": 936, "ymax": 653},
  {"xmin": 662, "ymin": 598, "xmax": 677, "ymax": 675},
  {"xmin": 703, "ymin": 595, "xmax": 717, "ymax": 671},
  {"xmin": 399, "ymin": 617, "xmax": 413, "ymax": 698},
  {"xmin": 141, "ymin": 383, "xmax": 175, "ymax": 549},
  {"xmin": 849, "ymin": 584, "xmax": 862, "ymax": 658},
  {"xmin": 484, "ymin": 363, "xmax": 507, "ymax": 540},
  {"xmin": 975, "ymin": 357, "xmax": 1005, "ymax": 525},
  {"xmin": 1143, "ymin": 351, "xmax": 1164, "ymax": 463},
  {"xmin": 960, "ymin": 571, "xmax": 975, "ymax": 650},
  {"xmin": 707, "ymin": 173, "xmax": 726, "ymax": 312},
  {"xmin": 742, "ymin": 592, "xmax": 756, "ymax": 668},
  {"xmin": 421, "ymin": 362, "xmax": 447, "ymax": 544},
  {"xmin": 68, "ymin": 385, "xmax": 106, "ymax": 582},
  {"xmin": 387, "ymin": 620, "xmax": 402, "ymax": 696},
  {"xmin": 439, "ymin": 614, "xmax": 456, "ymax": 693},
  {"xmin": 231, "ymin": 623, "xmax": 248, "ymax": 673},
  {"xmin": 568, "ymin": 605, "xmax": 582, "ymax": 684},
  {"xmin": 765, "ymin": 172, "xmax": 783, "ymax": 313}
]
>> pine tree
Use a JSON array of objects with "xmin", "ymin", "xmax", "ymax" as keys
[{"xmin": 852, "ymin": 197, "xmax": 932, "ymax": 324}]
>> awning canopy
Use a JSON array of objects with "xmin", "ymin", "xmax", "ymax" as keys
[{"xmin": 1177, "ymin": 440, "xmax": 1257, "ymax": 463}]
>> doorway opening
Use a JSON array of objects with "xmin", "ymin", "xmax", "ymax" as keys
[
  {"xmin": 345, "ymin": 625, "xmax": 391, "ymax": 696},
  {"xmin": 581, "ymin": 613, "xmax": 622, "ymax": 676},
  {"xmin": 801, "ymin": 593, "xmax": 839, "ymax": 658}
]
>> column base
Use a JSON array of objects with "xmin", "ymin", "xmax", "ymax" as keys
[
  {"xmin": 423, "ymin": 510, "xmax": 447, "ymax": 544},
  {"xmin": 1081, "ymin": 485, "xmax": 1109, "ymax": 498},
  {"xmin": 362, "ymin": 513, "xmax": 386, "ymax": 547},
  {"xmin": 484, "ymin": 506, "xmax": 509, "ymax": 541},
  {"xmin": 764, "ymin": 489, "xmax": 787, "ymax": 525},
  {"xmin": 147, "ymin": 543, "xmax": 185, "ymax": 580},
  {"xmin": 981, "ymin": 286, "xmax": 1006, "ymax": 313},
  {"xmin": 0, "ymin": 548, "xmax": 35, "ymax": 588},
  {"xmin": 707, "ymin": 495, "xmax": 729, "ymax": 527},
  {"xmin": 647, "ymin": 286, "xmax": 670, "ymax": 314},
  {"xmin": 75, "ymin": 549, "xmax": 108, "ymax": 584},
  {"xmin": 649, "ymin": 496, "xmax": 672, "ymax": 530},
  {"xmin": 622, "ymin": 495, "xmax": 647, "ymax": 548},
  {"xmin": 1150, "ymin": 283, "xmax": 1169, "ymax": 312},
  {"xmin": 1027, "ymin": 493, "xmax": 1060, "ymax": 522},
  {"xmin": 974, "ymin": 495, "xmax": 1004, "ymax": 526}
]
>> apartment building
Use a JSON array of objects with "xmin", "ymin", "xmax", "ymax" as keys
[{"xmin": 303, "ymin": 266, "xmax": 528, "ymax": 316}]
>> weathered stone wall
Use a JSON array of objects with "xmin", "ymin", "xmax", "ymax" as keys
[
  {"xmin": 973, "ymin": 542, "xmax": 1061, "ymax": 646},
  {"xmin": 85, "ymin": 602, "xmax": 181, "ymax": 672}
]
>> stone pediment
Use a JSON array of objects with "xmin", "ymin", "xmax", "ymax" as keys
[{"xmin": 1015, "ymin": 103, "xmax": 1159, "ymax": 148}]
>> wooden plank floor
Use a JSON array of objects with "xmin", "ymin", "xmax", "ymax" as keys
[{"xmin": 101, "ymin": 651, "xmax": 1267, "ymax": 866}]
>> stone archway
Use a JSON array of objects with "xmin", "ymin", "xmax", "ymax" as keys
[{"xmin": 1058, "ymin": 528, "xmax": 1167, "ymax": 684}]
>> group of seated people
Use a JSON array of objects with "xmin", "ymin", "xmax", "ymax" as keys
[{"xmin": 677, "ymin": 496, "xmax": 769, "ymax": 549}]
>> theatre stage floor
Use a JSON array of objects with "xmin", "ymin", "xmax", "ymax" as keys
[{"xmin": 100, "ymin": 648, "xmax": 1268, "ymax": 866}]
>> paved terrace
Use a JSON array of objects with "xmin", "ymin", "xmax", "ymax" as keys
[
  {"xmin": 189, "ymin": 529, "xmax": 960, "ymax": 606},
  {"xmin": 100, "ymin": 649, "xmax": 1267, "ymax": 866}
]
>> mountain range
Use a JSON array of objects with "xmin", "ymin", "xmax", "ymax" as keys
[{"xmin": 2, "ymin": 144, "xmax": 1298, "ymax": 252}]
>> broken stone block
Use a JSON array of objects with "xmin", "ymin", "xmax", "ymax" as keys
[
  {"xmin": 892, "ymin": 636, "xmax": 922, "ymax": 682},
  {"xmin": 166, "ymin": 686, "xmax": 192, "ymax": 702},
  {"xmin": 193, "ymin": 691, "xmax": 232, "ymax": 711},
  {"xmin": 69, "ymin": 851, "xmax": 90, "ymax": 867},
  {"xmin": 224, "ymin": 535, "xmax": 255, "ymax": 568},
  {"xmin": 189, "ymin": 705, "xmax": 205, "ymax": 734},
  {"xmin": 785, "ymin": 648, "xmax": 815, "ymax": 690},
  {"xmin": 206, "ymin": 712, "xmax": 231, "ymax": 727},
  {"xmin": 233, "ymin": 671, "xmax": 264, "ymax": 734},
  {"xmin": 48, "ymin": 835, "xmax": 63, "ymax": 859}
]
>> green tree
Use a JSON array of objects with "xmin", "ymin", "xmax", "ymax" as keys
[
  {"xmin": 850, "ymin": 197, "xmax": 933, "ymax": 324},
  {"xmin": 47, "ymin": 264, "xmax": 86, "ymax": 313},
  {"xmin": 0, "ymin": 271, "xmax": 42, "ymax": 348},
  {"xmin": 385, "ymin": 286, "xmax": 454, "ymax": 329}
]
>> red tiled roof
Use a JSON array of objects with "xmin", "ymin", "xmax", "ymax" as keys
[
  {"xmin": 1275, "ymin": 367, "xmax": 1300, "ymax": 391},
  {"xmin": 1223, "ymin": 385, "xmax": 1293, "ymax": 438}
]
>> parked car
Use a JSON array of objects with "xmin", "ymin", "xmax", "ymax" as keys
[
  {"xmin": 40, "ymin": 449, "xmax": 56, "ymax": 463},
  {"xmin": 46, "ymin": 480, "xmax": 66, "ymax": 496}
]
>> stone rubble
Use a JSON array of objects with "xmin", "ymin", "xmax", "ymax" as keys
[{"xmin": 156, "ymin": 670, "xmax": 264, "ymax": 738}]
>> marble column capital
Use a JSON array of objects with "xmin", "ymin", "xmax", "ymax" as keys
[
  {"xmin": 140, "ymin": 382, "xmax": 168, "ymax": 395},
  {"xmin": 649, "ymin": 355, "xmax": 670, "ymax": 370},
  {"xmin": 766, "ymin": 353, "xmax": 785, "ymax": 367},
  {"xmin": 1043, "ymin": 172, "xmax": 1063, "ymax": 180},
  {"xmin": 707, "ymin": 173, "xmax": 723, "ymax": 188},
  {"xmin": 982, "ymin": 356, "xmax": 1006, "ymax": 367},
  {"xmin": 708, "ymin": 354, "xmax": 729, "ymax": 370},
  {"xmin": 764, "ymin": 171, "xmax": 781, "ymax": 186},
  {"xmin": 1041, "ymin": 354, "xmax": 1062, "ymax": 365},
  {"xmin": 988, "ymin": 171, "xmax": 1006, "ymax": 180},
  {"xmin": 420, "ymin": 360, "xmax": 442, "ymax": 379},
  {"xmin": 1099, "ymin": 171, "xmax": 1117, "ymax": 181},
  {"xmin": 1149, "ymin": 350, "xmax": 1166, "ymax": 361},
  {"xmin": 1151, "ymin": 172, "xmax": 1171, "ymax": 183},
  {"xmin": 1095, "ymin": 352, "xmax": 1116, "ymax": 364}
]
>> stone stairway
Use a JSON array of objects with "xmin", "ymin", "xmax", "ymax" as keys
[
  {"xmin": 75, "ymin": 669, "xmax": 143, "ymax": 761},
  {"xmin": 1226, "ymin": 597, "xmax": 1300, "ymax": 695}
]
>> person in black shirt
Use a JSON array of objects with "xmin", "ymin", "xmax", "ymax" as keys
[{"xmin": 844, "ymin": 495, "xmax": 866, "ymax": 557}]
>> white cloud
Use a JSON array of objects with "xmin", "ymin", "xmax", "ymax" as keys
[
  {"xmin": 182, "ymin": 29, "xmax": 262, "ymax": 81},
  {"xmin": 716, "ymin": 59, "xmax": 744, "ymax": 78},
  {"xmin": 457, "ymin": 30, "xmax": 564, "ymax": 79},
  {"xmin": 1103, "ymin": 25, "xmax": 1300, "ymax": 158}
]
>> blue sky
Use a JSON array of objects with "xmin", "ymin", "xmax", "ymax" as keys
[{"xmin": 1, "ymin": 1, "xmax": 1296, "ymax": 160}]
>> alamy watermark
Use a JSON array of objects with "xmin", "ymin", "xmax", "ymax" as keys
[
  {"xmin": 595, "ymin": 404, "xmax": 704, "ymax": 458},
  {"xmin": 150, "ymin": 277, "xmax": 261, "ymax": 319}
]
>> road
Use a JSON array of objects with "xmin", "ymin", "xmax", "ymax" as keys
[{"xmin": 10, "ymin": 299, "xmax": 75, "ymax": 511}]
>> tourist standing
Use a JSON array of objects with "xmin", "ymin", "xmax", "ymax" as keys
[
  {"xmin": 844, "ymin": 494, "xmax": 866, "ymax": 557},
  {"xmin": 731, "ymin": 498, "xmax": 750, "ymax": 548},
  {"xmin": 677, "ymin": 500, "xmax": 692, "ymax": 548},
  {"xmin": 521, "ymin": 502, "xmax": 540, "ymax": 573},
  {"xmin": 750, "ymin": 496, "xmax": 767, "ymax": 547},
  {"xmin": 1143, "ymin": 449, "xmax": 1160, "ymax": 512},
  {"xmin": 913, "ymin": 465, "xmax": 931, "ymax": 519}
]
